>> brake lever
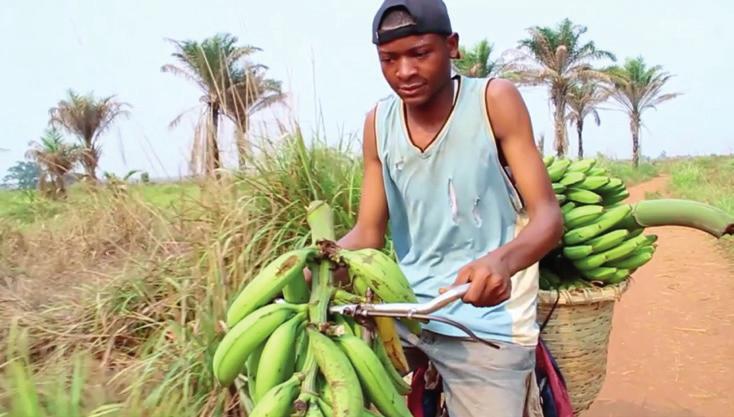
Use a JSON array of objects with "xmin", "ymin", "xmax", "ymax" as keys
[
  {"xmin": 327, "ymin": 283, "xmax": 501, "ymax": 349},
  {"xmin": 329, "ymin": 283, "xmax": 470, "ymax": 317}
]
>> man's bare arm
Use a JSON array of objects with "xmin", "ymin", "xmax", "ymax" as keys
[
  {"xmin": 487, "ymin": 79, "xmax": 563, "ymax": 275},
  {"xmin": 448, "ymin": 79, "xmax": 563, "ymax": 307},
  {"xmin": 337, "ymin": 107, "xmax": 390, "ymax": 250}
]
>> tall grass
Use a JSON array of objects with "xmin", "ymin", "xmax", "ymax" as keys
[{"xmin": 0, "ymin": 130, "xmax": 364, "ymax": 416}]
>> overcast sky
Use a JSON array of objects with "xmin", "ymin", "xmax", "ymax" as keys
[{"xmin": 1, "ymin": 0, "xmax": 732, "ymax": 179}]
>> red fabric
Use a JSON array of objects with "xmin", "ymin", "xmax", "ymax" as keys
[
  {"xmin": 407, "ymin": 365, "xmax": 426, "ymax": 417},
  {"xmin": 536, "ymin": 342, "xmax": 574, "ymax": 417},
  {"xmin": 407, "ymin": 355, "xmax": 429, "ymax": 417}
]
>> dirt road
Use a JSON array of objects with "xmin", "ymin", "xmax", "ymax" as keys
[{"xmin": 585, "ymin": 176, "xmax": 734, "ymax": 417}]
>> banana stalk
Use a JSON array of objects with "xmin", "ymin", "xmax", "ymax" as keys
[
  {"xmin": 300, "ymin": 201, "xmax": 338, "ymax": 403},
  {"xmin": 627, "ymin": 199, "xmax": 734, "ymax": 238}
]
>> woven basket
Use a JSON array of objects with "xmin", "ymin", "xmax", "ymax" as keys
[{"xmin": 536, "ymin": 280, "xmax": 630, "ymax": 416}]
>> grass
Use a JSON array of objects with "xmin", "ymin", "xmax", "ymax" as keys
[
  {"xmin": 128, "ymin": 181, "xmax": 201, "ymax": 210},
  {"xmin": 593, "ymin": 154, "xmax": 661, "ymax": 186},
  {"xmin": 663, "ymin": 155, "xmax": 734, "ymax": 211},
  {"xmin": 0, "ymin": 189, "xmax": 65, "ymax": 224},
  {"xmin": 661, "ymin": 155, "xmax": 734, "ymax": 257},
  {"xmin": 0, "ymin": 180, "xmax": 200, "ymax": 226},
  {"xmin": 0, "ymin": 131, "xmax": 363, "ymax": 416}
]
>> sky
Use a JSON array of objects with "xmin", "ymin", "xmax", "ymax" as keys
[{"xmin": 1, "ymin": 0, "xmax": 733, "ymax": 180}]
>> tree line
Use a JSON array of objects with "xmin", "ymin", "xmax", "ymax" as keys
[
  {"xmin": 453, "ymin": 18, "xmax": 680, "ymax": 165},
  {"xmin": 4, "ymin": 18, "xmax": 679, "ymax": 196}
]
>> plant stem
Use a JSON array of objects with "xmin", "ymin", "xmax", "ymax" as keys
[
  {"xmin": 300, "ymin": 201, "xmax": 336, "ymax": 399},
  {"xmin": 631, "ymin": 199, "xmax": 734, "ymax": 238}
]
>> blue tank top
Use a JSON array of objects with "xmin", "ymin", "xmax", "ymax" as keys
[{"xmin": 374, "ymin": 75, "xmax": 539, "ymax": 346}]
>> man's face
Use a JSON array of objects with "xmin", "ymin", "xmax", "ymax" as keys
[{"xmin": 377, "ymin": 33, "xmax": 459, "ymax": 107}]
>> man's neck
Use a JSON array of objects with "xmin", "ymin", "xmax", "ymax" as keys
[{"xmin": 404, "ymin": 76, "xmax": 456, "ymax": 127}]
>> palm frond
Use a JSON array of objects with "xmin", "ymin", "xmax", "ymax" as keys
[
  {"xmin": 605, "ymin": 56, "xmax": 680, "ymax": 117},
  {"xmin": 160, "ymin": 64, "xmax": 208, "ymax": 92},
  {"xmin": 167, "ymin": 104, "xmax": 204, "ymax": 130}
]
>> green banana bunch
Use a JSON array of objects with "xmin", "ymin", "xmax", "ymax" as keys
[
  {"xmin": 537, "ymin": 156, "xmax": 734, "ymax": 289},
  {"xmin": 540, "ymin": 156, "xmax": 734, "ymax": 289},
  {"xmin": 540, "ymin": 157, "xmax": 660, "ymax": 289},
  {"xmin": 210, "ymin": 230, "xmax": 423, "ymax": 417}
]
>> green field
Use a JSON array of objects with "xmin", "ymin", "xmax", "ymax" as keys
[
  {"xmin": 664, "ymin": 156, "xmax": 734, "ymax": 215},
  {"xmin": 595, "ymin": 156, "xmax": 660, "ymax": 186},
  {"xmin": 663, "ymin": 156, "xmax": 734, "ymax": 256}
]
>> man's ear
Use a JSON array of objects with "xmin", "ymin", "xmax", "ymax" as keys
[{"xmin": 447, "ymin": 33, "xmax": 460, "ymax": 59}]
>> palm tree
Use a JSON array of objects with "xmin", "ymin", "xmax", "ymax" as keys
[
  {"xmin": 48, "ymin": 90, "xmax": 129, "ymax": 183},
  {"xmin": 25, "ymin": 128, "xmax": 80, "ymax": 198},
  {"xmin": 512, "ymin": 18, "xmax": 615, "ymax": 157},
  {"xmin": 162, "ymin": 33, "xmax": 283, "ymax": 175},
  {"xmin": 453, "ymin": 39, "xmax": 507, "ymax": 78},
  {"xmin": 565, "ymin": 81, "xmax": 609, "ymax": 158},
  {"xmin": 604, "ymin": 56, "xmax": 681, "ymax": 167},
  {"xmin": 223, "ymin": 64, "xmax": 285, "ymax": 167}
]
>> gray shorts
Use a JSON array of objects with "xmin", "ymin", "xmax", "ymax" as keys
[{"xmin": 398, "ymin": 326, "xmax": 543, "ymax": 417}]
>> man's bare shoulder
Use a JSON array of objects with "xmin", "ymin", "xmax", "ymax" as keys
[
  {"xmin": 485, "ymin": 78, "xmax": 524, "ymax": 106},
  {"xmin": 484, "ymin": 78, "xmax": 530, "ymax": 141}
]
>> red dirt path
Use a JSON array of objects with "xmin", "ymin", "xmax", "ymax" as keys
[{"xmin": 584, "ymin": 176, "xmax": 734, "ymax": 417}]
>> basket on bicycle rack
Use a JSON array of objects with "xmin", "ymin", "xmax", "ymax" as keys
[{"xmin": 536, "ymin": 279, "xmax": 630, "ymax": 416}]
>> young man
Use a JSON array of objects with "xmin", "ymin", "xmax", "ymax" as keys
[{"xmin": 333, "ymin": 1, "xmax": 563, "ymax": 416}]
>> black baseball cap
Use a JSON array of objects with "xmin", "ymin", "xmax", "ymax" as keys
[{"xmin": 371, "ymin": 0, "xmax": 453, "ymax": 45}]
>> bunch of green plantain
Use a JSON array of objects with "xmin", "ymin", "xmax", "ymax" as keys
[
  {"xmin": 212, "ymin": 236, "xmax": 421, "ymax": 417},
  {"xmin": 540, "ymin": 156, "xmax": 658, "ymax": 290},
  {"xmin": 540, "ymin": 156, "xmax": 734, "ymax": 290}
]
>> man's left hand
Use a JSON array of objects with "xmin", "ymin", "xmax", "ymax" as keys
[{"xmin": 443, "ymin": 254, "xmax": 512, "ymax": 308}]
